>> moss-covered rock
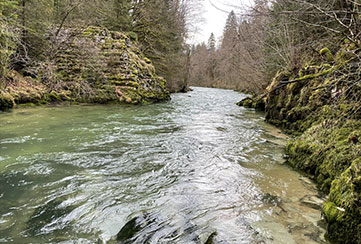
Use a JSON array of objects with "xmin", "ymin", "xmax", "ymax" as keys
[
  {"xmin": 242, "ymin": 42, "xmax": 361, "ymax": 243},
  {"xmin": 0, "ymin": 91, "xmax": 15, "ymax": 111},
  {"xmin": 52, "ymin": 26, "xmax": 170, "ymax": 104},
  {"xmin": 322, "ymin": 157, "xmax": 361, "ymax": 244},
  {"xmin": 236, "ymin": 95, "xmax": 265, "ymax": 111},
  {"xmin": 0, "ymin": 26, "xmax": 170, "ymax": 110}
]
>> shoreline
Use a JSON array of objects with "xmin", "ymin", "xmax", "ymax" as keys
[{"xmin": 237, "ymin": 42, "xmax": 361, "ymax": 243}]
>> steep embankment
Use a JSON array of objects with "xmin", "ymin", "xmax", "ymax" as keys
[
  {"xmin": 0, "ymin": 26, "xmax": 170, "ymax": 111},
  {"xmin": 239, "ymin": 40, "xmax": 361, "ymax": 244}
]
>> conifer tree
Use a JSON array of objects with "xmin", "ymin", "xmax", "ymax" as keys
[
  {"xmin": 207, "ymin": 33, "xmax": 216, "ymax": 81},
  {"xmin": 103, "ymin": 0, "xmax": 133, "ymax": 32},
  {"xmin": 217, "ymin": 10, "xmax": 240, "ymax": 88},
  {"xmin": 133, "ymin": 0, "xmax": 187, "ymax": 91},
  {"xmin": 221, "ymin": 10, "xmax": 238, "ymax": 49},
  {"xmin": 0, "ymin": 0, "xmax": 18, "ymax": 78}
]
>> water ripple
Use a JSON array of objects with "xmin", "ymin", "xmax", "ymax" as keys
[{"xmin": 0, "ymin": 87, "xmax": 325, "ymax": 243}]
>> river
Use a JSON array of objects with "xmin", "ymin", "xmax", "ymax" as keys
[{"xmin": 0, "ymin": 87, "xmax": 325, "ymax": 243}]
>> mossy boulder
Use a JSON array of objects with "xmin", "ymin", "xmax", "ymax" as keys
[
  {"xmin": 237, "ymin": 95, "xmax": 265, "ymax": 111},
  {"xmin": 237, "ymin": 97, "xmax": 253, "ymax": 107},
  {"xmin": 0, "ymin": 92, "xmax": 15, "ymax": 111}
]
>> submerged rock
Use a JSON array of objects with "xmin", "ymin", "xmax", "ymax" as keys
[
  {"xmin": 299, "ymin": 194, "xmax": 324, "ymax": 211},
  {"xmin": 204, "ymin": 232, "xmax": 217, "ymax": 244},
  {"xmin": 259, "ymin": 193, "xmax": 282, "ymax": 207},
  {"xmin": 116, "ymin": 214, "xmax": 156, "ymax": 243},
  {"xmin": 116, "ymin": 217, "xmax": 143, "ymax": 242}
]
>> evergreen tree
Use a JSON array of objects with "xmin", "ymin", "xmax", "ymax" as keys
[
  {"xmin": 221, "ymin": 10, "xmax": 238, "ymax": 49},
  {"xmin": 133, "ymin": 0, "xmax": 187, "ymax": 91},
  {"xmin": 206, "ymin": 33, "xmax": 216, "ymax": 81},
  {"xmin": 207, "ymin": 32, "xmax": 216, "ymax": 51},
  {"xmin": 103, "ymin": 0, "xmax": 133, "ymax": 32},
  {"xmin": 0, "ymin": 0, "xmax": 18, "ymax": 78},
  {"xmin": 217, "ymin": 10, "xmax": 240, "ymax": 88}
]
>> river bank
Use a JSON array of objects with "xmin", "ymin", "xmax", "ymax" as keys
[{"xmin": 238, "ymin": 41, "xmax": 361, "ymax": 244}]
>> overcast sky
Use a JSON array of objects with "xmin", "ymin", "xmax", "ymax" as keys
[{"xmin": 190, "ymin": 0, "xmax": 254, "ymax": 44}]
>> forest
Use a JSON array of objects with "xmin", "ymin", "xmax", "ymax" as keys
[
  {"xmin": 0, "ymin": 0, "xmax": 361, "ymax": 243},
  {"xmin": 0, "ymin": 0, "xmax": 197, "ymax": 108}
]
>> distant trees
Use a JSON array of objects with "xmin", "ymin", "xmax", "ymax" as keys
[
  {"xmin": 2, "ymin": 0, "xmax": 358, "ymax": 94},
  {"xmin": 188, "ymin": 0, "xmax": 361, "ymax": 94},
  {"xmin": 189, "ymin": 42, "xmax": 208, "ymax": 86},
  {"xmin": 189, "ymin": 5, "xmax": 268, "ymax": 93},
  {"xmin": 189, "ymin": 33, "xmax": 218, "ymax": 87},
  {"xmin": 216, "ymin": 10, "xmax": 241, "ymax": 89}
]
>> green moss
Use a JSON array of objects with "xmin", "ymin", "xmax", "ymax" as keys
[
  {"xmin": 111, "ymin": 80, "xmax": 139, "ymax": 88},
  {"xmin": 237, "ymin": 96, "xmax": 265, "ymax": 111},
  {"xmin": 237, "ymin": 97, "xmax": 253, "ymax": 108},
  {"xmin": 0, "ymin": 92, "xmax": 15, "ymax": 110},
  {"xmin": 2, "ymin": 26, "xmax": 170, "ymax": 110},
  {"xmin": 320, "ymin": 47, "xmax": 334, "ymax": 62},
  {"xmin": 18, "ymin": 102, "xmax": 37, "ymax": 107},
  {"xmin": 82, "ymin": 26, "xmax": 102, "ymax": 36},
  {"xmin": 144, "ymin": 57, "xmax": 152, "ymax": 64},
  {"xmin": 322, "ymin": 162, "xmax": 361, "ymax": 244},
  {"xmin": 322, "ymin": 202, "xmax": 343, "ymax": 223},
  {"xmin": 127, "ymin": 31, "xmax": 138, "ymax": 42},
  {"xmin": 46, "ymin": 90, "xmax": 71, "ymax": 102},
  {"xmin": 257, "ymin": 38, "xmax": 361, "ymax": 244}
]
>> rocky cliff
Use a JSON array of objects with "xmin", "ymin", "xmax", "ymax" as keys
[
  {"xmin": 239, "ymin": 40, "xmax": 361, "ymax": 244},
  {"xmin": 0, "ymin": 26, "xmax": 170, "ymax": 111}
]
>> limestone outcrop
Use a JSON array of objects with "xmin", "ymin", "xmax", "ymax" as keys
[{"xmin": 0, "ymin": 26, "xmax": 170, "ymax": 111}]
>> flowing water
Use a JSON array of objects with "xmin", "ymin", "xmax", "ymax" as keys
[{"xmin": 0, "ymin": 87, "xmax": 326, "ymax": 244}]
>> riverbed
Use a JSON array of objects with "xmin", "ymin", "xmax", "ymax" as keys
[{"xmin": 0, "ymin": 87, "xmax": 325, "ymax": 243}]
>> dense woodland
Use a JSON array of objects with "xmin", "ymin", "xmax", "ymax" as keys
[
  {"xmin": 1, "ymin": 0, "xmax": 359, "ymax": 95},
  {"xmin": 0, "ymin": 0, "xmax": 201, "ymax": 93},
  {"xmin": 189, "ymin": 0, "xmax": 361, "ymax": 94}
]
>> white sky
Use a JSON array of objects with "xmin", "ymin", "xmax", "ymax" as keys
[{"xmin": 189, "ymin": 0, "xmax": 254, "ymax": 45}]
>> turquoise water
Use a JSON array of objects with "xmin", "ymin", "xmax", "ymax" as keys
[{"xmin": 0, "ymin": 87, "xmax": 325, "ymax": 243}]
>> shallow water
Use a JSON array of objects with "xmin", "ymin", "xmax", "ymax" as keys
[{"xmin": 0, "ymin": 87, "xmax": 325, "ymax": 243}]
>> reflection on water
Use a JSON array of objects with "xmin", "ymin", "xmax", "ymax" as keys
[{"xmin": 0, "ymin": 87, "xmax": 325, "ymax": 243}]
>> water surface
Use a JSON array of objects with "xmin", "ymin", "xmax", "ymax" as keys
[{"xmin": 0, "ymin": 87, "xmax": 325, "ymax": 243}]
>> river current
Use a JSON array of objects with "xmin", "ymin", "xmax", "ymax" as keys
[{"xmin": 0, "ymin": 87, "xmax": 325, "ymax": 243}]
